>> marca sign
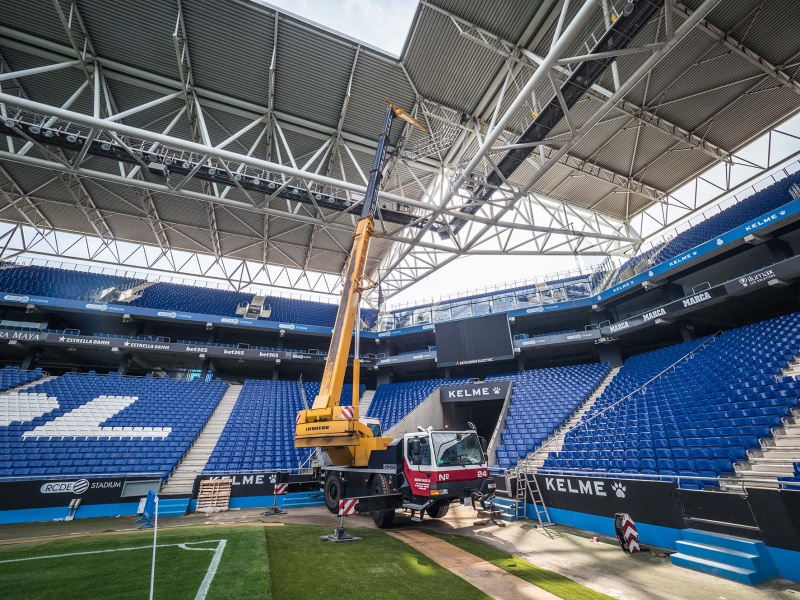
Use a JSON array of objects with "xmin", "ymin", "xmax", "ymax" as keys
[
  {"xmin": 642, "ymin": 308, "xmax": 666, "ymax": 322},
  {"xmin": 681, "ymin": 291, "xmax": 712, "ymax": 308},
  {"xmin": 440, "ymin": 380, "xmax": 511, "ymax": 403}
]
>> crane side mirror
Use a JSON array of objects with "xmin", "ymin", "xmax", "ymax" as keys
[{"xmin": 479, "ymin": 437, "xmax": 488, "ymax": 454}]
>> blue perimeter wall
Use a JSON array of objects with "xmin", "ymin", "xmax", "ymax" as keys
[
  {"xmin": 535, "ymin": 505, "xmax": 800, "ymax": 582},
  {"xmin": 0, "ymin": 492, "xmax": 324, "ymax": 525}
]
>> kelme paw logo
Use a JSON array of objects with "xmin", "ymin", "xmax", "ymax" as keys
[{"xmin": 612, "ymin": 481, "xmax": 626, "ymax": 498}]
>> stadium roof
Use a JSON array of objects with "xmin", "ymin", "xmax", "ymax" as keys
[{"xmin": 0, "ymin": 0, "xmax": 798, "ymax": 298}]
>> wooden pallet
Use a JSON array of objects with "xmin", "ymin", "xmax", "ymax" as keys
[{"xmin": 195, "ymin": 478, "xmax": 232, "ymax": 512}]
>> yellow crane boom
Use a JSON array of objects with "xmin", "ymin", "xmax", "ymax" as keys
[{"xmin": 294, "ymin": 102, "xmax": 428, "ymax": 467}]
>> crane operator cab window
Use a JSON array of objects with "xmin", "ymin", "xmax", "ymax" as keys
[
  {"xmin": 432, "ymin": 432, "xmax": 484, "ymax": 467},
  {"xmin": 406, "ymin": 435, "xmax": 432, "ymax": 467}
]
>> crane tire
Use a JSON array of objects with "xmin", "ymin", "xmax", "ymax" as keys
[
  {"xmin": 426, "ymin": 501, "xmax": 450, "ymax": 519},
  {"xmin": 371, "ymin": 474, "xmax": 395, "ymax": 528},
  {"xmin": 323, "ymin": 471, "xmax": 341, "ymax": 513}
]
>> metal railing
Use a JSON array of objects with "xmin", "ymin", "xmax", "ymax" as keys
[
  {"xmin": 0, "ymin": 254, "xmax": 341, "ymax": 306},
  {"xmin": 520, "ymin": 333, "xmax": 723, "ymax": 468},
  {"xmin": 521, "ymin": 468, "xmax": 791, "ymax": 493}
]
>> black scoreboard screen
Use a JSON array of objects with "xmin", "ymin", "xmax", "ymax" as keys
[{"xmin": 435, "ymin": 313, "xmax": 514, "ymax": 367}]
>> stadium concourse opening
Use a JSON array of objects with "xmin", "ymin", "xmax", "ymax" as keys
[{"xmin": 1, "ymin": 0, "xmax": 800, "ymax": 597}]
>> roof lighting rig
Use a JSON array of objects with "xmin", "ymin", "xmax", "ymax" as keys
[{"xmin": 0, "ymin": 111, "xmax": 427, "ymax": 229}]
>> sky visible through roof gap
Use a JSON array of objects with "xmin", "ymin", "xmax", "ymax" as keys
[{"xmin": 259, "ymin": 0, "xmax": 418, "ymax": 56}]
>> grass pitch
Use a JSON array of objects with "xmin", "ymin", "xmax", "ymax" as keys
[
  {"xmin": 0, "ymin": 523, "xmax": 609, "ymax": 599},
  {"xmin": 0, "ymin": 524, "xmax": 488, "ymax": 600}
]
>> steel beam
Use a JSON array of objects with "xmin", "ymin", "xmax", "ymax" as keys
[
  {"xmin": 428, "ymin": 1, "xmax": 732, "ymax": 163},
  {"xmin": 673, "ymin": 2, "xmax": 800, "ymax": 95}
]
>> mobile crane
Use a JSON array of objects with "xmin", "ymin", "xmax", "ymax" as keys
[{"xmin": 295, "ymin": 102, "xmax": 494, "ymax": 527}]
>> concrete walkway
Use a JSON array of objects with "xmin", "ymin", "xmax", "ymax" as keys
[{"xmin": 388, "ymin": 529, "xmax": 561, "ymax": 600}]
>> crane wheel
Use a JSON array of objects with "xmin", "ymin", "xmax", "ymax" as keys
[
  {"xmin": 323, "ymin": 471, "xmax": 341, "ymax": 513},
  {"xmin": 371, "ymin": 474, "xmax": 395, "ymax": 528},
  {"xmin": 426, "ymin": 501, "xmax": 450, "ymax": 519}
]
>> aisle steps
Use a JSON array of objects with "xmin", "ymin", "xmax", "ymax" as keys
[{"xmin": 670, "ymin": 529, "xmax": 778, "ymax": 585}]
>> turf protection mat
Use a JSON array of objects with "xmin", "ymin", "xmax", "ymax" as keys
[{"xmin": 0, "ymin": 526, "xmax": 269, "ymax": 600}]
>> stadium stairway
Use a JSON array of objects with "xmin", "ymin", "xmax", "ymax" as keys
[
  {"xmin": 113, "ymin": 280, "xmax": 156, "ymax": 303},
  {"xmin": 670, "ymin": 529, "xmax": 778, "ymax": 584},
  {"xmin": 160, "ymin": 383, "xmax": 243, "ymax": 495},
  {"xmin": 11, "ymin": 373, "xmax": 58, "ymax": 393},
  {"xmin": 727, "ymin": 406, "xmax": 800, "ymax": 488},
  {"xmin": 360, "ymin": 389, "xmax": 375, "ymax": 417},
  {"xmin": 781, "ymin": 355, "xmax": 800, "ymax": 378},
  {"xmin": 521, "ymin": 366, "xmax": 621, "ymax": 470},
  {"xmin": 722, "ymin": 348, "xmax": 800, "ymax": 488}
]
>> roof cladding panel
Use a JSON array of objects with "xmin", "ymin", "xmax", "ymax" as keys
[
  {"xmin": 404, "ymin": 7, "xmax": 504, "ymax": 113},
  {"xmin": 272, "ymin": 125, "xmax": 330, "ymax": 170},
  {"xmin": 102, "ymin": 78, "xmax": 190, "ymax": 137},
  {"xmin": 2, "ymin": 0, "xmax": 70, "ymax": 45},
  {"xmin": 200, "ymin": 106, "xmax": 266, "ymax": 155},
  {"xmin": 76, "ymin": 0, "xmax": 179, "ymax": 80},
  {"xmin": 102, "ymin": 212, "xmax": 153, "ymax": 243},
  {"xmin": 273, "ymin": 18, "xmax": 358, "ymax": 130},
  {"xmin": 0, "ymin": 46, "xmax": 93, "ymax": 117},
  {"xmin": 696, "ymin": 82, "xmax": 800, "ymax": 153},
  {"xmin": 149, "ymin": 194, "xmax": 208, "ymax": 230},
  {"xmin": 35, "ymin": 199, "xmax": 96, "ymax": 236},
  {"xmin": 181, "ymin": 0, "xmax": 273, "ymax": 108},
  {"xmin": 0, "ymin": 151, "xmax": 59, "ymax": 197},
  {"xmin": 167, "ymin": 224, "xmax": 213, "ymax": 253},
  {"xmin": 682, "ymin": 0, "xmax": 800, "ymax": 65},
  {"xmin": 342, "ymin": 52, "xmax": 415, "ymax": 146},
  {"xmin": 424, "ymin": 0, "xmax": 550, "ymax": 44}
]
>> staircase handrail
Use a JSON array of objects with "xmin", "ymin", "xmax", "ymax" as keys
[
  {"xmin": 298, "ymin": 375, "xmax": 309, "ymax": 411},
  {"xmin": 521, "ymin": 332, "xmax": 723, "ymax": 470}
]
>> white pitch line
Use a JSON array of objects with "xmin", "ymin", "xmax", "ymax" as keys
[
  {"xmin": 0, "ymin": 539, "xmax": 225, "ymax": 564},
  {"xmin": 190, "ymin": 540, "xmax": 227, "ymax": 600}
]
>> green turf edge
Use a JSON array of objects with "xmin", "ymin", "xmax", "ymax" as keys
[{"xmin": 433, "ymin": 533, "xmax": 614, "ymax": 600}]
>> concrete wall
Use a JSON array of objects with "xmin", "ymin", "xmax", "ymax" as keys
[
  {"xmin": 486, "ymin": 385, "xmax": 514, "ymax": 466},
  {"xmin": 385, "ymin": 389, "xmax": 444, "ymax": 438}
]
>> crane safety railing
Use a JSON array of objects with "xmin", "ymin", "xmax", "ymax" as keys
[{"xmin": 517, "ymin": 332, "xmax": 724, "ymax": 475}]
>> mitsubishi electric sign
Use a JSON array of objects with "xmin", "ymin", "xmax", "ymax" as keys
[{"xmin": 440, "ymin": 380, "xmax": 511, "ymax": 403}]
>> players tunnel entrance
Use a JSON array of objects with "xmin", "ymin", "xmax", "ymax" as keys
[
  {"xmin": 439, "ymin": 380, "xmax": 511, "ymax": 441},
  {"xmin": 442, "ymin": 399, "xmax": 504, "ymax": 441}
]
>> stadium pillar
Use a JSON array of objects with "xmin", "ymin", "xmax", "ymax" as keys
[
  {"xmin": 376, "ymin": 370, "xmax": 391, "ymax": 387},
  {"xmin": 679, "ymin": 323, "xmax": 696, "ymax": 342},
  {"xmin": 516, "ymin": 353, "xmax": 526, "ymax": 372},
  {"xmin": 766, "ymin": 239, "xmax": 794, "ymax": 262},
  {"xmin": 597, "ymin": 344, "xmax": 622, "ymax": 368},
  {"xmin": 663, "ymin": 283, "xmax": 683, "ymax": 303},
  {"xmin": 200, "ymin": 358, "xmax": 211, "ymax": 380},
  {"xmin": 117, "ymin": 354, "xmax": 131, "ymax": 376},
  {"xmin": 20, "ymin": 348, "xmax": 38, "ymax": 371}
]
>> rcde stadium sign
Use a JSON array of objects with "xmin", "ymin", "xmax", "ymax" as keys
[
  {"xmin": 0, "ymin": 476, "xmax": 159, "ymax": 510},
  {"xmin": 440, "ymin": 380, "xmax": 511, "ymax": 403}
]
